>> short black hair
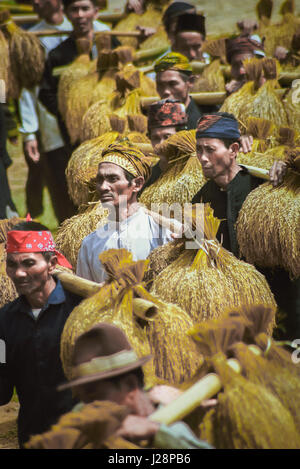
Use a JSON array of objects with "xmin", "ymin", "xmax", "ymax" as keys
[
  {"xmin": 62, "ymin": 0, "xmax": 98, "ymax": 9},
  {"xmin": 11, "ymin": 221, "xmax": 55, "ymax": 261},
  {"xmin": 106, "ymin": 367, "xmax": 145, "ymax": 391}
]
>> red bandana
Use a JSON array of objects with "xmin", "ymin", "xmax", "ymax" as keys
[{"xmin": 6, "ymin": 230, "xmax": 72, "ymax": 270}]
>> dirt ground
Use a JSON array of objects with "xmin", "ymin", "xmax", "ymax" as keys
[{"xmin": 0, "ymin": 402, "xmax": 19, "ymax": 449}]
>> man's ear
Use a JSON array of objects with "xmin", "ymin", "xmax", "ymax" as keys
[
  {"xmin": 132, "ymin": 176, "xmax": 145, "ymax": 192},
  {"xmin": 229, "ymin": 142, "xmax": 240, "ymax": 158},
  {"xmin": 93, "ymin": 5, "xmax": 99, "ymax": 19},
  {"xmin": 48, "ymin": 255, "xmax": 58, "ymax": 274}
]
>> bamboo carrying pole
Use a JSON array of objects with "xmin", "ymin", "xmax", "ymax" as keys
[
  {"xmin": 32, "ymin": 29, "xmax": 143, "ymax": 38},
  {"xmin": 52, "ymin": 268, "xmax": 101, "ymax": 298},
  {"xmin": 11, "ymin": 11, "xmax": 125, "ymax": 24},
  {"xmin": 149, "ymin": 358, "xmax": 242, "ymax": 425}
]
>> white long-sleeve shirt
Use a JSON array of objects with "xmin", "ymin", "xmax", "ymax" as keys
[
  {"xmin": 76, "ymin": 207, "xmax": 181, "ymax": 283},
  {"xmin": 18, "ymin": 18, "xmax": 110, "ymax": 152}
]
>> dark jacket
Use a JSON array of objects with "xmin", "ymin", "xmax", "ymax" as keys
[
  {"xmin": 192, "ymin": 166, "xmax": 261, "ymax": 257},
  {"xmin": 0, "ymin": 279, "xmax": 82, "ymax": 447},
  {"xmin": 186, "ymin": 97, "xmax": 220, "ymax": 130}
]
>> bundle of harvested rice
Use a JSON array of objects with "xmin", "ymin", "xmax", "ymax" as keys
[
  {"xmin": 0, "ymin": 29, "xmax": 9, "ymax": 97},
  {"xmin": 139, "ymin": 130, "xmax": 206, "ymax": 210},
  {"xmin": 58, "ymin": 38, "xmax": 93, "ymax": 121},
  {"xmin": 236, "ymin": 152, "xmax": 300, "ymax": 279},
  {"xmin": 202, "ymin": 37, "xmax": 227, "ymax": 64},
  {"xmin": 55, "ymin": 202, "xmax": 108, "ymax": 268},
  {"xmin": 138, "ymin": 25, "xmax": 169, "ymax": 51},
  {"xmin": 0, "ymin": 9, "xmax": 45, "ymax": 92},
  {"xmin": 255, "ymin": 332, "xmax": 300, "ymax": 376},
  {"xmin": 113, "ymin": 4, "xmax": 163, "ymax": 48},
  {"xmin": 0, "ymin": 217, "xmax": 26, "ymax": 307},
  {"xmin": 258, "ymin": 12, "xmax": 300, "ymax": 56},
  {"xmin": 80, "ymin": 100, "xmax": 113, "ymax": 142},
  {"xmin": 150, "ymin": 205, "xmax": 277, "ymax": 324},
  {"xmin": 192, "ymin": 60, "xmax": 226, "ymax": 93},
  {"xmin": 256, "ymin": 0, "xmax": 273, "ymax": 24},
  {"xmin": 193, "ymin": 321, "xmax": 300, "ymax": 449},
  {"xmin": 283, "ymin": 86, "xmax": 300, "ymax": 132},
  {"xmin": 60, "ymin": 248, "xmax": 202, "ymax": 386},
  {"xmin": 232, "ymin": 341, "xmax": 300, "ymax": 432},
  {"xmin": 66, "ymin": 130, "xmax": 121, "ymax": 205}
]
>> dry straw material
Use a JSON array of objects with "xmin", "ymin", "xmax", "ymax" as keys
[
  {"xmin": 236, "ymin": 160, "xmax": 300, "ymax": 279},
  {"xmin": 60, "ymin": 248, "xmax": 202, "ymax": 386},
  {"xmin": 0, "ymin": 10, "xmax": 45, "ymax": 94},
  {"xmin": 139, "ymin": 130, "xmax": 206, "ymax": 210},
  {"xmin": 192, "ymin": 60, "xmax": 226, "ymax": 93},
  {"xmin": 191, "ymin": 320, "xmax": 300, "ymax": 449},
  {"xmin": 55, "ymin": 202, "xmax": 108, "ymax": 269},
  {"xmin": 150, "ymin": 205, "xmax": 277, "ymax": 325}
]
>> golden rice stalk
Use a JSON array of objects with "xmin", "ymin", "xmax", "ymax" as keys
[
  {"xmin": 220, "ymin": 81, "xmax": 257, "ymax": 121},
  {"xmin": 58, "ymin": 38, "xmax": 92, "ymax": 121},
  {"xmin": 66, "ymin": 132, "xmax": 120, "ymax": 205},
  {"xmin": 0, "ymin": 29, "xmax": 9, "ymax": 95},
  {"xmin": 255, "ymin": 332, "xmax": 300, "ymax": 377},
  {"xmin": 283, "ymin": 87, "xmax": 300, "ymax": 133},
  {"xmin": 0, "ymin": 243, "xmax": 18, "ymax": 307},
  {"xmin": 223, "ymin": 304, "xmax": 276, "ymax": 341},
  {"xmin": 251, "ymin": 81, "xmax": 289, "ymax": 127},
  {"xmin": 55, "ymin": 202, "xmax": 108, "ymax": 268},
  {"xmin": 258, "ymin": 13, "xmax": 300, "ymax": 56},
  {"xmin": 145, "ymin": 298, "xmax": 204, "ymax": 386},
  {"xmin": 112, "ymin": 5, "xmax": 163, "ymax": 48},
  {"xmin": 192, "ymin": 60, "xmax": 226, "ymax": 93},
  {"xmin": 139, "ymin": 130, "xmax": 206, "ymax": 210},
  {"xmin": 237, "ymin": 145, "xmax": 286, "ymax": 170},
  {"xmin": 64, "ymin": 71, "xmax": 99, "ymax": 145},
  {"xmin": 202, "ymin": 38, "xmax": 227, "ymax": 64},
  {"xmin": 138, "ymin": 25, "xmax": 169, "ymax": 51},
  {"xmin": 232, "ymin": 341, "xmax": 300, "ymax": 433},
  {"xmin": 0, "ymin": 11, "xmax": 45, "ymax": 91},
  {"xmin": 193, "ymin": 323, "xmax": 300, "ymax": 449},
  {"xmin": 151, "ymin": 248, "xmax": 276, "ymax": 325},
  {"xmin": 236, "ymin": 175, "xmax": 300, "ymax": 279},
  {"xmin": 280, "ymin": 0, "xmax": 295, "ymax": 16},
  {"xmin": 80, "ymin": 99, "xmax": 113, "ymax": 142}
]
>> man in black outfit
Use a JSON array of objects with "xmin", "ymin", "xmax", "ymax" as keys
[
  {"xmin": 192, "ymin": 112, "xmax": 299, "ymax": 341},
  {"xmin": 0, "ymin": 220, "xmax": 82, "ymax": 447}
]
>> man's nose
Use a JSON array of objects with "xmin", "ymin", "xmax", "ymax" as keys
[
  {"xmin": 239, "ymin": 66, "xmax": 246, "ymax": 76},
  {"xmin": 13, "ymin": 267, "xmax": 27, "ymax": 278}
]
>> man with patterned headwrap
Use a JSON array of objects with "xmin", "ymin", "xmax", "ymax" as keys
[
  {"xmin": 192, "ymin": 112, "xmax": 300, "ymax": 342},
  {"xmin": 225, "ymin": 35, "xmax": 265, "ymax": 95},
  {"xmin": 154, "ymin": 52, "xmax": 217, "ymax": 129},
  {"xmin": 0, "ymin": 219, "xmax": 82, "ymax": 447},
  {"xmin": 76, "ymin": 144, "xmax": 182, "ymax": 283}
]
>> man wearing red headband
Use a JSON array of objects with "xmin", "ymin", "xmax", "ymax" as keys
[{"xmin": 0, "ymin": 220, "xmax": 82, "ymax": 448}]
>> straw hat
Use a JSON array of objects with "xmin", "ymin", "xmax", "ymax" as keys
[{"xmin": 58, "ymin": 323, "xmax": 152, "ymax": 391}]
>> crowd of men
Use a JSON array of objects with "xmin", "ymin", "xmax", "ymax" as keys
[{"xmin": 0, "ymin": 0, "xmax": 299, "ymax": 450}]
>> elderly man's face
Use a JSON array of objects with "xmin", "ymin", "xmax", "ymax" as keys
[
  {"xmin": 174, "ymin": 31, "xmax": 204, "ymax": 61},
  {"xmin": 196, "ymin": 137, "xmax": 237, "ymax": 180},
  {"xmin": 156, "ymin": 70, "xmax": 191, "ymax": 107},
  {"xmin": 6, "ymin": 252, "xmax": 56, "ymax": 296},
  {"xmin": 96, "ymin": 163, "xmax": 143, "ymax": 209}
]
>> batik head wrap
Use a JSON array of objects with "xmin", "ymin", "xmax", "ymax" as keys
[
  {"xmin": 225, "ymin": 35, "xmax": 265, "ymax": 64},
  {"xmin": 100, "ymin": 144, "xmax": 152, "ymax": 182},
  {"xmin": 196, "ymin": 113, "xmax": 241, "ymax": 141},
  {"xmin": 6, "ymin": 228, "xmax": 73, "ymax": 269},
  {"xmin": 154, "ymin": 52, "xmax": 192, "ymax": 75},
  {"xmin": 147, "ymin": 99, "xmax": 188, "ymax": 131}
]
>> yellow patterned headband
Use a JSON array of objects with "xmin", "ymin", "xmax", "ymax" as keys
[
  {"xmin": 74, "ymin": 350, "xmax": 139, "ymax": 378},
  {"xmin": 100, "ymin": 153, "xmax": 138, "ymax": 177},
  {"xmin": 154, "ymin": 52, "xmax": 192, "ymax": 74}
]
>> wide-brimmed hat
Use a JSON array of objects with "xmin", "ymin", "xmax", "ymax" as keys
[{"xmin": 58, "ymin": 323, "xmax": 152, "ymax": 391}]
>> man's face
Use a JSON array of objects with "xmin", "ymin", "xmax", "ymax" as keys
[
  {"xmin": 156, "ymin": 70, "xmax": 191, "ymax": 106},
  {"xmin": 230, "ymin": 52, "xmax": 253, "ymax": 81},
  {"xmin": 65, "ymin": 0, "xmax": 98, "ymax": 37},
  {"xmin": 31, "ymin": 0, "xmax": 61, "ymax": 17},
  {"xmin": 174, "ymin": 31, "xmax": 204, "ymax": 61},
  {"xmin": 196, "ymin": 137, "xmax": 236, "ymax": 180},
  {"xmin": 150, "ymin": 126, "xmax": 177, "ymax": 150},
  {"xmin": 75, "ymin": 378, "xmax": 128, "ymax": 404},
  {"xmin": 96, "ymin": 163, "xmax": 141, "ymax": 209},
  {"xmin": 6, "ymin": 252, "xmax": 55, "ymax": 297}
]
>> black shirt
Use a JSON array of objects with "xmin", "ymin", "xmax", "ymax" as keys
[{"xmin": 0, "ymin": 279, "xmax": 82, "ymax": 447}]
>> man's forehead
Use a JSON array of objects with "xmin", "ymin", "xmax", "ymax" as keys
[
  {"xmin": 196, "ymin": 137, "xmax": 223, "ymax": 146},
  {"xmin": 157, "ymin": 70, "xmax": 183, "ymax": 82},
  {"xmin": 151, "ymin": 126, "xmax": 177, "ymax": 136},
  {"xmin": 7, "ymin": 252, "xmax": 44, "ymax": 261},
  {"xmin": 176, "ymin": 31, "xmax": 204, "ymax": 43},
  {"xmin": 98, "ymin": 162, "xmax": 124, "ymax": 175},
  {"xmin": 231, "ymin": 52, "xmax": 253, "ymax": 64}
]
